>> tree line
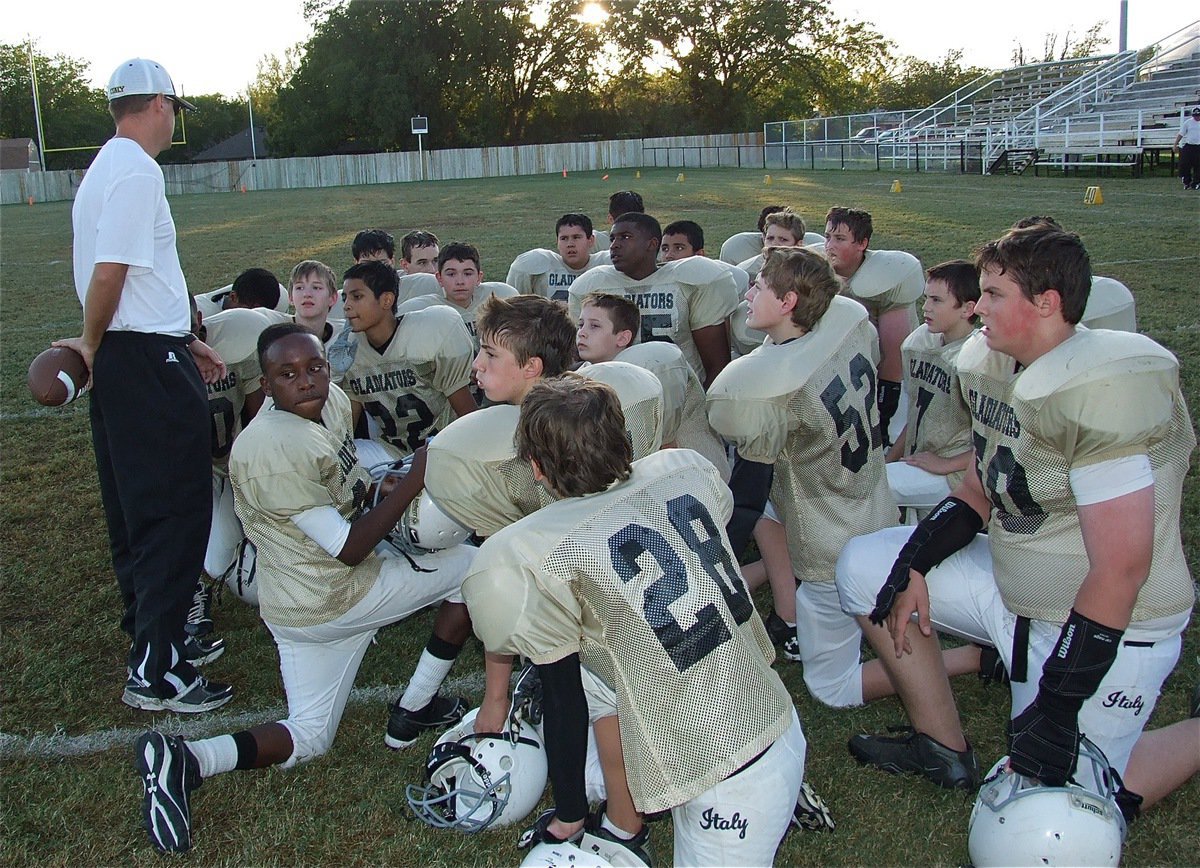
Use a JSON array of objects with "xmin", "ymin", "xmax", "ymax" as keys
[{"xmin": 2, "ymin": 0, "xmax": 1108, "ymax": 170}]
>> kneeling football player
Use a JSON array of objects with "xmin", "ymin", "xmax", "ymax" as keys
[
  {"xmin": 133, "ymin": 323, "xmax": 477, "ymax": 854},
  {"xmin": 463, "ymin": 376, "xmax": 809, "ymax": 867}
]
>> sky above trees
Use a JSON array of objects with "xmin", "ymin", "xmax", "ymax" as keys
[{"xmin": 4, "ymin": 0, "xmax": 1191, "ymax": 99}]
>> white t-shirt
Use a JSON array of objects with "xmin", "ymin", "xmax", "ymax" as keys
[
  {"xmin": 1178, "ymin": 116, "xmax": 1200, "ymax": 146},
  {"xmin": 72, "ymin": 136, "xmax": 190, "ymax": 335}
]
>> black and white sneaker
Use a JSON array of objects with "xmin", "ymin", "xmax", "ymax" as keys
[
  {"xmin": 764, "ymin": 611, "xmax": 802, "ymax": 662},
  {"xmin": 184, "ymin": 634, "xmax": 225, "ymax": 667},
  {"xmin": 789, "ymin": 781, "xmax": 835, "ymax": 833},
  {"xmin": 581, "ymin": 803, "xmax": 654, "ymax": 866},
  {"xmin": 123, "ymin": 676, "xmax": 234, "ymax": 714},
  {"xmin": 185, "ymin": 578, "xmax": 214, "ymax": 639},
  {"xmin": 384, "ymin": 693, "xmax": 468, "ymax": 749},
  {"xmin": 134, "ymin": 731, "xmax": 201, "ymax": 853}
]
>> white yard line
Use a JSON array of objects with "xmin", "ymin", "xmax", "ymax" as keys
[{"xmin": 0, "ymin": 671, "xmax": 487, "ymax": 759}]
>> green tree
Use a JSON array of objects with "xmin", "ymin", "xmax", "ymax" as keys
[
  {"xmin": 871, "ymin": 50, "xmax": 993, "ymax": 111},
  {"xmin": 270, "ymin": 0, "xmax": 606, "ymax": 155},
  {"xmin": 0, "ymin": 42, "xmax": 110, "ymax": 169},
  {"xmin": 604, "ymin": 0, "xmax": 891, "ymax": 131},
  {"xmin": 248, "ymin": 45, "xmax": 303, "ymax": 148}
]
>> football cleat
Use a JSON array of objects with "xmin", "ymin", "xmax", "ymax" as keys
[
  {"xmin": 849, "ymin": 726, "xmax": 979, "ymax": 790},
  {"xmin": 789, "ymin": 781, "xmax": 835, "ymax": 833},
  {"xmin": 764, "ymin": 611, "xmax": 801, "ymax": 662},
  {"xmin": 134, "ymin": 731, "xmax": 201, "ymax": 853},
  {"xmin": 385, "ymin": 693, "xmax": 468, "ymax": 749}
]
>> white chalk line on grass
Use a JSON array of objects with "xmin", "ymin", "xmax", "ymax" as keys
[
  {"xmin": 0, "ymin": 670, "xmax": 487, "ymax": 760},
  {"xmin": 0, "ymin": 405, "xmax": 88, "ymax": 422},
  {"xmin": 1093, "ymin": 256, "xmax": 1199, "ymax": 266}
]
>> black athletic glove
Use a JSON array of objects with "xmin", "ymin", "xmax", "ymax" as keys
[
  {"xmin": 869, "ymin": 497, "xmax": 983, "ymax": 624},
  {"xmin": 1007, "ymin": 609, "xmax": 1123, "ymax": 786},
  {"xmin": 877, "ymin": 379, "xmax": 902, "ymax": 449}
]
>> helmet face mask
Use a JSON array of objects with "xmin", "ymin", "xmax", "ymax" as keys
[
  {"xmin": 968, "ymin": 737, "xmax": 1127, "ymax": 867},
  {"xmin": 406, "ymin": 708, "xmax": 548, "ymax": 833}
]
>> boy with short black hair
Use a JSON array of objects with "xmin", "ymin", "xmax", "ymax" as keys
[
  {"xmin": 885, "ymin": 259, "xmax": 979, "ymax": 512},
  {"xmin": 660, "ymin": 220, "xmax": 705, "ymax": 260},
  {"xmin": 351, "ymin": 228, "xmax": 396, "ymax": 263},
  {"xmin": 341, "ymin": 260, "xmax": 476, "ymax": 462},
  {"xmin": 507, "ymin": 213, "xmax": 609, "ymax": 302},
  {"xmin": 193, "ymin": 267, "xmax": 291, "ymax": 319},
  {"xmin": 569, "ymin": 213, "xmax": 739, "ymax": 387},
  {"xmin": 133, "ymin": 323, "xmax": 477, "ymax": 854}
]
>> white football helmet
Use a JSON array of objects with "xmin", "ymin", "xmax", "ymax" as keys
[
  {"xmin": 406, "ymin": 707, "xmax": 548, "ymax": 833},
  {"xmin": 221, "ymin": 538, "xmax": 259, "ymax": 606},
  {"xmin": 968, "ymin": 737, "xmax": 1127, "ymax": 867},
  {"xmin": 521, "ymin": 841, "xmax": 612, "ymax": 868},
  {"xmin": 400, "ymin": 490, "xmax": 472, "ymax": 551}
]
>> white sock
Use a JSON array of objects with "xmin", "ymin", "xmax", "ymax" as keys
[
  {"xmin": 601, "ymin": 813, "xmax": 637, "ymax": 840},
  {"xmin": 398, "ymin": 650, "xmax": 453, "ymax": 712},
  {"xmin": 186, "ymin": 734, "xmax": 238, "ymax": 778}
]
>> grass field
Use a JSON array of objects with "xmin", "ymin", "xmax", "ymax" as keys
[{"xmin": 1, "ymin": 167, "xmax": 1197, "ymax": 866}]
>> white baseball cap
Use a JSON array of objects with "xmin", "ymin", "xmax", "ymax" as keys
[{"xmin": 106, "ymin": 58, "xmax": 197, "ymax": 111}]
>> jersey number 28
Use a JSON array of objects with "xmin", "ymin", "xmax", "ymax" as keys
[{"xmin": 608, "ymin": 493, "xmax": 753, "ymax": 672}]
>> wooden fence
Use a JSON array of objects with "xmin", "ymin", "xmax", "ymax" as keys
[{"xmin": 1, "ymin": 133, "xmax": 763, "ymax": 205}]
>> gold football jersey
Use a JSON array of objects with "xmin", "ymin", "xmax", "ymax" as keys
[
  {"xmin": 427, "ymin": 370, "xmax": 666, "ymax": 538},
  {"xmin": 720, "ymin": 231, "xmax": 763, "ymax": 267},
  {"xmin": 901, "ymin": 325, "xmax": 974, "ymax": 489},
  {"xmin": 194, "ymin": 283, "xmax": 291, "ymax": 319},
  {"xmin": 230, "ymin": 384, "xmax": 379, "ymax": 627},
  {"xmin": 398, "ymin": 282, "xmax": 519, "ymax": 352},
  {"xmin": 707, "ymin": 296, "xmax": 897, "ymax": 582},
  {"xmin": 461, "ymin": 449, "xmax": 792, "ymax": 813},
  {"xmin": 616, "ymin": 342, "xmax": 730, "ymax": 481},
  {"xmin": 1080, "ymin": 276, "xmax": 1137, "ymax": 332},
  {"xmin": 957, "ymin": 329, "xmax": 1195, "ymax": 623},
  {"xmin": 343, "ymin": 306, "xmax": 474, "ymax": 455},
  {"xmin": 568, "ymin": 258, "xmax": 739, "ymax": 383},
  {"xmin": 396, "ymin": 272, "xmax": 440, "ymax": 306},
  {"xmin": 843, "ymin": 248, "xmax": 924, "ymax": 325},
  {"xmin": 202, "ymin": 307, "xmax": 273, "ymax": 466},
  {"xmin": 506, "ymin": 249, "xmax": 607, "ymax": 302}
]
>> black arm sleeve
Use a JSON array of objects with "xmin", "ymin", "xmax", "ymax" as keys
[
  {"xmin": 725, "ymin": 452, "xmax": 774, "ymax": 556},
  {"xmin": 868, "ymin": 496, "xmax": 984, "ymax": 624},
  {"xmin": 535, "ymin": 654, "xmax": 589, "ymax": 824},
  {"xmin": 877, "ymin": 379, "xmax": 902, "ymax": 448}
]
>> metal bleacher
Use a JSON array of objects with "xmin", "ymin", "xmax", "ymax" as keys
[{"xmin": 763, "ymin": 20, "xmax": 1199, "ymax": 176}]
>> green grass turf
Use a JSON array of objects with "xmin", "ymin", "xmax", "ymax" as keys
[{"xmin": 1, "ymin": 167, "xmax": 1196, "ymax": 865}]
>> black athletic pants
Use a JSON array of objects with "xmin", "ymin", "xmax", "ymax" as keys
[
  {"xmin": 89, "ymin": 331, "xmax": 211, "ymax": 697},
  {"xmin": 1181, "ymin": 143, "xmax": 1200, "ymax": 188}
]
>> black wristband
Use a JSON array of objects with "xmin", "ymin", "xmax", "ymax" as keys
[
  {"xmin": 877, "ymin": 379, "xmax": 902, "ymax": 446},
  {"xmin": 1037, "ymin": 609, "xmax": 1124, "ymax": 719},
  {"xmin": 869, "ymin": 496, "xmax": 984, "ymax": 624}
]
